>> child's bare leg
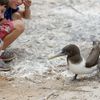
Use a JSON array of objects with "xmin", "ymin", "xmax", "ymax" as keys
[
  {"xmin": 0, "ymin": 41, "xmax": 3, "ymax": 51},
  {"xmin": 2, "ymin": 20, "xmax": 24, "ymax": 50}
]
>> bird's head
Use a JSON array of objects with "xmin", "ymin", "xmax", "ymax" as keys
[{"xmin": 49, "ymin": 44, "xmax": 80, "ymax": 59}]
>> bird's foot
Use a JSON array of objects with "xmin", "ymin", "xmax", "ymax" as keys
[{"xmin": 71, "ymin": 74, "xmax": 78, "ymax": 81}]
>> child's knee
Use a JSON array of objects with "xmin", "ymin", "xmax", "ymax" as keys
[
  {"xmin": 17, "ymin": 22, "xmax": 25, "ymax": 32},
  {"xmin": 14, "ymin": 20, "xmax": 25, "ymax": 33}
]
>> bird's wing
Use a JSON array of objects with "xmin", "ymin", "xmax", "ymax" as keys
[{"xmin": 86, "ymin": 47, "xmax": 100, "ymax": 68}]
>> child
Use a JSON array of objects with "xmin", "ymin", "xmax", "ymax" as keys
[
  {"xmin": 0, "ymin": 0, "xmax": 32, "ymax": 63},
  {"xmin": 0, "ymin": 0, "xmax": 12, "ymax": 71},
  {"xmin": 0, "ymin": 0, "xmax": 25, "ymax": 71},
  {"xmin": 1, "ymin": 0, "xmax": 31, "ymax": 63}
]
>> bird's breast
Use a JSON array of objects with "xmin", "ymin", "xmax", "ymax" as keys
[{"xmin": 68, "ymin": 58, "xmax": 97, "ymax": 74}]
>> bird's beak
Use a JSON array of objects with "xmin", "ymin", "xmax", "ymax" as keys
[{"xmin": 48, "ymin": 52, "xmax": 65, "ymax": 60}]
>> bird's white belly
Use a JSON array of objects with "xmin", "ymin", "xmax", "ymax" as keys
[{"xmin": 68, "ymin": 58, "xmax": 97, "ymax": 74}]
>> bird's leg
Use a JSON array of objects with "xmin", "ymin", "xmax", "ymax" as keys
[{"xmin": 71, "ymin": 74, "xmax": 78, "ymax": 81}]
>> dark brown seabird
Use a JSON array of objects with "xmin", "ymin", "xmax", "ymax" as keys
[{"xmin": 49, "ymin": 41, "xmax": 100, "ymax": 80}]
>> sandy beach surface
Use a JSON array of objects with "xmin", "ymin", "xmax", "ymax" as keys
[{"xmin": 0, "ymin": 0, "xmax": 100, "ymax": 100}]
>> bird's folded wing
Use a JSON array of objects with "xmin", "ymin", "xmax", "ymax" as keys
[{"xmin": 86, "ymin": 47, "xmax": 100, "ymax": 68}]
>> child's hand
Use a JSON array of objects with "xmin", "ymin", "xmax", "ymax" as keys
[{"xmin": 22, "ymin": 0, "xmax": 32, "ymax": 8}]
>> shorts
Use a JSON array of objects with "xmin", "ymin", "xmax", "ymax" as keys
[{"xmin": 0, "ymin": 20, "xmax": 14, "ymax": 39}]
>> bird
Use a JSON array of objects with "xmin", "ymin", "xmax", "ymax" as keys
[{"xmin": 49, "ymin": 41, "xmax": 100, "ymax": 80}]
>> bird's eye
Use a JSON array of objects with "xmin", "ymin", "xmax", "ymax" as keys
[{"xmin": 62, "ymin": 49, "xmax": 66, "ymax": 53}]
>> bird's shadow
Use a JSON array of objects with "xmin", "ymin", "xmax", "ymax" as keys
[{"xmin": 63, "ymin": 73, "xmax": 100, "ymax": 86}]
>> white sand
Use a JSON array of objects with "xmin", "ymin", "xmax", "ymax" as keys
[{"xmin": 0, "ymin": 0, "xmax": 100, "ymax": 99}]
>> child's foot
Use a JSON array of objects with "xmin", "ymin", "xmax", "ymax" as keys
[
  {"xmin": 0, "ymin": 59, "xmax": 12, "ymax": 71},
  {"xmin": 0, "ymin": 49, "xmax": 16, "ymax": 62}
]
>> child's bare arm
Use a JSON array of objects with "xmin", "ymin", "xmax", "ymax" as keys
[{"xmin": 19, "ymin": 0, "xmax": 32, "ymax": 19}]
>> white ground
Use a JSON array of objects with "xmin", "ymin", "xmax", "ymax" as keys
[{"xmin": 0, "ymin": 0, "xmax": 100, "ymax": 100}]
